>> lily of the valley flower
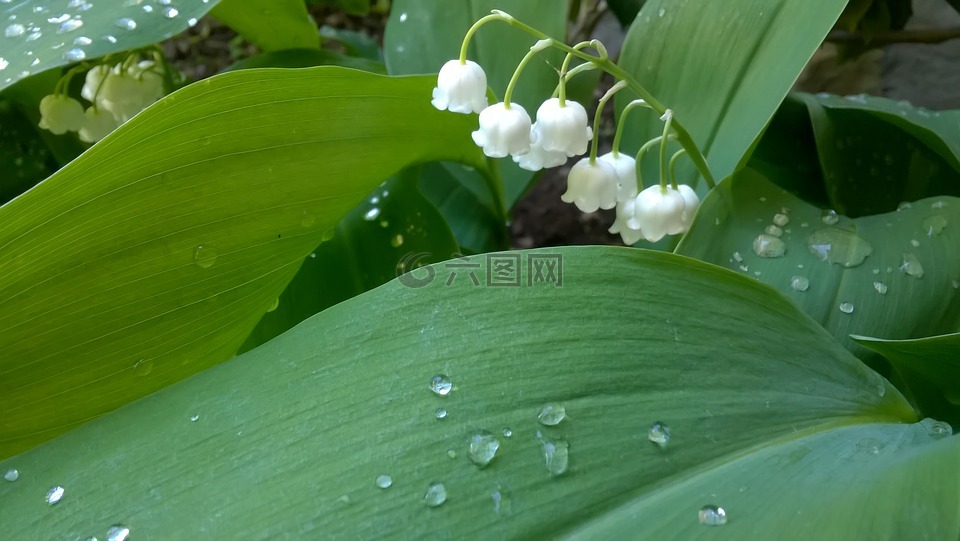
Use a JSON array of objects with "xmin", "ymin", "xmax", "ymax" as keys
[
  {"xmin": 513, "ymin": 128, "xmax": 568, "ymax": 171},
  {"xmin": 96, "ymin": 60, "xmax": 164, "ymax": 123},
  {"xmin": 560, "ymin": 158, "xmax": 618, "ymax": 213},
  {"xmin": 676, "ymin": 184, "xmax": 701, "ymax": 229},
  {"xmin": 38, "ymin": 95, "xmax": 85, "ymax": 135},
  {"xmin": 472, "ymin": 102, "xmax": 532, "ymax": 158},
  {"xmin": 597, "ymin": 151, "xmax": 638, "ymax": 202},
  {"xmin": 78, "ymin": 106, "xmax": 120, "ymax": 143},
  {"xmin": 629, "ymin": 185, "xmax": 688, "ymax": 242},
  {"xmin": 533, "ymin": 98, "xmax": 592, "ymax": 156},
  {"xmin": 609, "ymin": 198, "xmax": 644, "ymax": 245},
  {"xmin": 431, "ymin": 59, "xmax": 488, "ymax": 114}
]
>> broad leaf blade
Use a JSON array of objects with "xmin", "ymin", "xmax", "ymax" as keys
[
  {"xmin": 0, "ymin": 247, "xmax": 931, "ymax": 539},
  {"xmin": 211, "ymin": 0, "xmax": 319, "ymax": 51},
  {"xmin": 0, "ymin": 67, "xmax": 484, "ymax": 458}
]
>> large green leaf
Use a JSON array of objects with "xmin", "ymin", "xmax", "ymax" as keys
[
  {"xmin": 5, "ymin": 247, "xmax": 953, "ymax": 539},
  {"xmin": 211, "ymin": 0, "xmax": 319, "ymax": 51},
  {"xmin": 616, "ymin": 0, "xmax": 846, "ymax": 187},
  {"xmin": 676, "ymin": 169, "xmax": 960, "ymax": 367},
  {"xmin": 0, "ymin": 67, "xmax": 485, "ymax": 458},
  {"xmin": 0, "ymin": 0, "xmax": 218, "ymax": 93}
]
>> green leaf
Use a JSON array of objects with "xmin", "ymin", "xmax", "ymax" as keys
[
  {"xmin": 223, "ymin": 48, "xmax": 385, "ymax": 74},
  {"xmin": 676, "ymin": 169, "xmax": 960, "ymax": 367},
  {"xmin": 0, "ymin": 0, "xmax": 219, "ymax": 93},
  {"xmin": 383, "ymin": 0, "xmax": 569, "ymax": 210},
  {"xmin": 5, "ymin": 247, "xmax": 949, "ymax": 539},
  {"xmin": 240, "ymin": 166, "xmax": 460, "ymax": 351},
  {"xmin": 616, "ymin": 0, "xmax": 846, "ymax": 187},
  {"xmin": 211, "ymin": 0, "xmax": 319, "ymax": 51},
  {"xmin": 795, "ymin": 92, "xmax": 960, "ymax": 216},
  {"xmin": 419, "ymin": 162, "xmax": 510, "ymax": 254},
  {"xmin": 0, "ymin": 67, "xmax": 485, "ymax": 458},
  {"xmin": 855, "ymin": 333, "xmax": 960, "ymax": 424},
  {"xmin": 606, "ymin": 0, "xmax": 647, "ymax": 27}
]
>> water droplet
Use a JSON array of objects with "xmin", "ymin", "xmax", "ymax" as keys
[
  {"xmin": 699, "ymin": 505, "xmax": 727, "ymax": 526},
  {"xmin": 142, "ymin": 5, "xmax": 153, "ymax": 13},
  {"xmin": 187, "ymin": 17, "xmax": 198, "ymax": 27},
  {"xmin": 446, "ymin": 449, "xmax": 456, "ymax": 459},
  {"xmin": 266, "ymin": 298, "xmax": 279, "ymax": 312},
  {"xmin": 399, "ymin": 12, "xmax": 408, "ymax": 22},
  {"xmin": 58, "ymin": 18, "xmax": 83, "ymax": 33},
  {"xmin": 299, "ymin": 211, "xmax": 315, "ymax": 228},
  {"xmin": 423, "ymin": 482, "xmax": 447, "ymax": 507},
  {"xmin": 73, "ymin": 36, "xmax": 92, "ymax": 46},
  {"xmin": 48, "ymin": 14, "xmax": 71, "ymax": 24},
  {"xmin": 541, "ymin": 439, "xmax": 569, "ymax": 476},
  {"xmin": 806, "ymin": 229, "xmax": 873, "ymax": 267},
  {"xmin": 379, "ymin": 219, "xmax": 389, "ymax": 228},
  {"xmin": 189, "ymin": 414, "xmax": 199, "ymax": 422},
  {"xmin": 193, "ymin": 245, "xmax": 217, "ymax": 268},
  {"xmin": 321, "ymin": 228, "xmax": 335, "ymax": 242},
  {"xmin": 4, "ymin": 23, "xmax": 25, "ymax": 37},
  {"xmin": 162, "ymin": 6, "xmax": 179, "ymax": 18},
  {"xmin": 104, "ymin": 34, "xmax": 117, "ymax": 43},
  {"xmin": 897, "ymin": 201, "xmax": 913, "ymax": 211},
  {"xmin": 932, "ymin": 200, "xmax": 947, "ymax": 209},
  {"xmin": 468, "ymin": 432, "xmax": 500, "ymax": 467},
  {"xmin": 4, "ymin": 468, "xmax": 18, "ymax": 481},
  {"xmin": 364, "ymin": 207, "xmax": 380, "ymax": 221},
  {"xmin": 752, "ymin": 234, "xmax": 786, "ymax": 258},
  {"xmin": 63, "ymin": 47, "xmax": 86, "ymax": 61},
  {"xmin": 838, "ymin": 302, "xmax": 854, "ymax": 314},
  {"xmin": 133, "ymin": 358, "xmax": 153, "ymax": 376},
  {"xmin": 910, "ymin": 239, "xmax": 920, "ymax": 248},
  {"xmin": 900, "ymin": 253, "xmax": 924, "ymax": 278},
  {"xmin": 764, "ymin": 224, "xmax": 783, "ymax": 237},
  {"xmin": 872, "ymin": 282, "xmax": 888, "ymax": 295},
  {"xmin": 537, "ymin": 403, "xmax": 566, "ymax": 426},
  {"xmin": 106, "ymin": 525, "xmax": 130, "ymax": 541},
  {"xmin": 658, "ymin": 7, "xmax": 666, "ymax": 16},
  {"xmin": 820, "ymin": 209, "xmax": 839, "ymax": 225},
  {"xmin": 856, "ymin": 438, "xmax": 884, "ymax": 455},
  {"xmin": 375, "ymin": 474, "xmax": 392, "ymax": 489},
  {"xmin": 502, "ymin": 427, "xmax": 512, "ymax": 438},
  {"xmin": 927, "ymin": 420, "xmax": 953, "ymax": 439},
  {"xmin": 772, "ymin": 213, "xmax": 789, "ymax": 227},
  {"xmin": 390, "ymin": 234, "xmax": 404, "ymax": 248},
  {"xmin": 789, "ymin": 275, "xmax": 809, "ymax": 292},
  {"xmin": 429, "ymin": 375, "xmax": 452, "ymax": 396},
  {"xmin": 26, "ymin": 30, "xmax": 41, "ymax": 41},
  {"xmin": 923, "ymin": 215, "xmax": 947, "ymax": 237},
  {"xmin": 732, "ymin": 251, "xmax": 743, "ymax": 263},
  {"xmin": 434, "ymin": 408, "xmax": 447, "ymax": 420},
  {"xmin": 45, "ymin": 485, "xmax": 65, "ymax": 505},
  {"xmin": 648, "ymin": 421, "xmax": 671, "ymax": 447},
  {"xmin": 115, "ymin": 17, "xmax": 136, "ymax": 30}
]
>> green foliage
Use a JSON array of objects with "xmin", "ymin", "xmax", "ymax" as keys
[{"xmin": 211, "ymin": 0, "xmax": 319, "ymax": 51}]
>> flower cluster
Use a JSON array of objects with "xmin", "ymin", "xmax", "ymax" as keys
[
  {"xmin": 431, "ymin": 14, "xmax": 707, "ymax": 245},
  {"xmin": 38, "ymin": 56, "xmax": 166, "ymax": 143}
]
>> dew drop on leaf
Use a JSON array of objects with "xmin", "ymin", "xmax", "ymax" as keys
[
  {"xmin": 838, "ymin": 302, "xmax": 854, "ymax": 314},
  {"xmin": 648, "ymin": 421, "xmax": 671, "ymax": 447},
  {"xmin": 133, "ymin": 358, "xmax": 153, "ymax": 376},
  {"xmin": 45, "ymin": 485, "xmax": 65, "ymax": 505},
  {"xmin": 752, "ymin": 234, "xmax": 785, "ymax": 258},
  {"xmin": 467, "ymin": 432, "xmax": 500, "ymax": 467},
  {"xmin": 375, "ymin": 474, "xmax": 392, "ymax": 489},
  {"xmin": 429, "ymin": 375, "xmax": 452, "ymax": 396},
  {"xmin": 789, "ymin": 275, "xmax": 809, "ymax": 292},
  {"xmin": 423, "ymin": 482, "xmax": 447, "ymax": 507},
  {"xmin": 541, "ymin": 438, "xmax": 569, "ymax": 476},
  {"xmin": 193, "ymin": 245, "xmax": 217, "ymax": 268},
  {"xmin": 4, "ymin": 468, "xmax": 18, "ymax": 482},
  {"xmin": 900, "ymin": 253, "xmax": 924, "ymax": 278},
  {"xmin": 537, "ymin": 403, "xmax": 566, "ymax": 426},
  {"xmin": 820, "ymin": 209, "xmax": 839, "ymax": 225},
  {"xmin": 699, "ymin": 505, "xmax": 727, "ymax": 526},
  {"xmin": 106, "ymin": 525, "xmax": 130, "ymax": 541}
]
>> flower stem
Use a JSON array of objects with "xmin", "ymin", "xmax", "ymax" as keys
[
  {"xmin": 459, "ymin": 13, "xmax": 503, "ymax": 64},
  {"xmin": 669, "ymin": 149, "xmax": 687, "ymax": 190},
  {"xmin": 558, "ymin": 41, "xmax": 595, "ymax": 106},
  {"xmin": 659, "ymin": 110, "xmax": 673, "ymax": 191},
  {"xmin": 633, "ymin": 135, "xmax": 665, "ymax": 192},
  {"xmin": 503, "ymin": 39, "xmax": 551, "ymax": 108},
  {"xmin": 612, "ymin": 98, "xmax": 650, "ymax": 156},
  {"xmin": 589, "ymin": 80, "xmax": 627, "ymax": 162}
]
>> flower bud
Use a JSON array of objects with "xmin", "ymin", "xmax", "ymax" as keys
[
  {"xmin": 38, "ymin": 94, "xmax": 85, "ymax": 135},
  {"xmin": 533, "ymin": 98, "xmax": 592, "ymax": 156},
  {"xmin": 431, "ymin": 59, "xmax": 488, "ymax": 115},
  {"xmin": 471, "ymin": 102, "xmax": 532, "ymax": 158},
  {"xmin": 560, "ymin": 158, "xmax": 618, "ymax": 213}
]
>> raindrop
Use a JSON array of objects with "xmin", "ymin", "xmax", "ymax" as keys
[
  {"xmin": 26, "ymin": 30, "xmax": 41, "ymax": 41},
  {"xmin": 922, "ymin": 215, "xmax": 947, "ymax": 237},
  {"xmin": 46, "ymin": 485, "xmax": 65, "ymax": 505},
  {"xmin": 104, "ymin": 34, "xmax": 117, "ymax": 43},
  {"xmin": 932, "ymin": 200, "xmax": 947, "ymax": 209},
  {"xmin": 764, "ymin": 224, "xmax": 783, "ymax": 237},
  {"xmin": 732, "ymin": 251, "xmax": 743, "ymax": 263},
  {"xmin": 502, "ymin": 427, "xmax": 512, "ymax": 437},
  {"xmin": 658, "ymin": 7, "xmax": 666, "ymax": 16},
  {"xmin": 434, "ymin": 408, "xmax": 447, "ymax": 420},
  {"xmin": 375, "ymin": 474, "xmax": 393, "ymax": 489},
  {"xmin": 752, "ymin": 234, "xmax": 785, "ymax": 258},
  {"xmin": 429, "ymin": 375, "xmax": 452, "ymax": 396},
  {"xmin": 187, "ymin": 17, "xmax": 198, "ymax": 27},
  {"xmin": 648, "ymin": 421, "xmax": 671, "ymax": 448},
  {"xmin": 73, "ymin": 36, "xmax": 92, "ymax": 46},
  {"xmin": 48, "ymin": 14, "xmax": 71, "ymax": 24},
  {"xmin": 806, "ymin": 229, "xmax": 873, "ymax": 267},
  {"xmin": 897, "ymin": 201, "xmax": 913, "ymax": 211},
  {"xmin": 446, "ymin": 449, "xmax": 456, "ymax": 459},
  {"xmin": 266, "ymin": 298, "xmax": 279, "ymax": 312},
  {"xmin": 423, "ymin": 482, "xmax": 447, "ymax": 507},
  {"xmin": 873, "ymin": 282, "xmax": 888, "ymax": 295},
  {"xmin": 927, "ymin": 420, "xmax": 953, "ymax": 439},
  {"xmin": 193, "ymin": 245, "xmax": 217, "ymax": 268},
  {"xmin": 541, "ymin": 439, "xmax": 569, "ymax": 476},
  {"xmin": 537, "ymin": 403, "xmax": 566, "ymax": 426},
  {"xmin": 106, "ymin": 525, "xmax": 130, "ymax": 541},
  {"xmin": 820, "ymin": 209, "xmax": 839, "ymax": 225},
  {"xmin": 133, "ymin": 358, "xmax": 153, "ymax": 376},
  {"xmin": 468, "ymin": 432, "xmax": 500, "ymax": 467},
  {"xmin": 390, "ymin": 234, "xmax": 404, "ymax": 248},
  {"xmin": 189, "ymin": 414, "xmax": 200, "ymax": 422},
  {"xmin": 63, "ymin": 48, "xmax": 86, "ymax": 61},
  {"xmin": 379, "ymin": 220, "xmax": 389, "ymax": 228},
  {"xmin": 299, "ymin": 211, "xmax": 315, "ymax": 228},
  {"xmin": 321, "ymin": 228, "xmax": 335, "ymax": 242},
  {"xmin": 142, "ymin": 5, "xmax": 153, "ymax": 13},
  {"xmin": 856, "ymin": 438, "xmax": 884, "ymax": 455},
  {"xmin": 838, "ymin": 302, "xmax": 854, "ymax": 314},
  {"xmin": 363, "ymin": 207, "xmax": 380, "ymax": 221},
  {"xmin": 4, "ymin": 23, "xmax": 25, "ymax": 37},
  {"xmin": 773, "ymin": 213, "xmax": 790, "ymax": 227},
  {"xmin": 699, "ymin": 505, "xmax": 727, "ymax": 526},
  {"xmin": 58, "ymin": 18, "xmax": 83, "ymax": 33},
  {"xmin": 399, "ymin": 12, "xmax": 408, "ymax": 22},
  {"xmin": 789, "ymin": 275, "xmax": 809, "ymax": 292},
  {"xmin": 900, "ymin": 253, "xmax": 924, "ymax": 278},
  {"xmin": 115, "ymin": 17, "xmax": 137, "ymax": 30},
  {"xmin": 4, "ymin": 468, "xmax": 18, "ymax": 481},
  {"xmin": 0, "ymin": 57, "xmax": 7, "ymax": 70},
  {"xmin": 910, "ymin": 239, "xmax": 920, "ymax": 248},
  {"xmin": 162, "ymin": 7, "xmax": 179, "ymax": 19}
]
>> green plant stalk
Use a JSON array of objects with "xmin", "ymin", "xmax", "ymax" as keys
[
  {"xmin": 633, "ymin": 135, "xmax": 666, "ymax": 192},
  {"xmin": 669, "ymin": 148, "xmax": 687, "ymax": 190},
  {"xmin": 589, "ymin": 80, "xmax": 627, "ymax": 163},
  {"xmin": 659, "ymin": 110, "xmax": 673, "ymax": 190}
]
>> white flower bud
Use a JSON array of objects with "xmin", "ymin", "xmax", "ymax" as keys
[
  {"xmin": 533, "ymin": 98, "xmax": 592, "ymax": 156},
  {"xmin": 431, "ymin": 59, "xmax": 488, "ymax": 115},
  {"xmin": 80, "ymin": 64, "xmax": 110, "ymax": 102},
  {"xmin": 471, "ymin": 102, "xmax": 532, "ymax": 158},
  {"xmin": 78, "ymin": 106, "xmax": 120, "ymax": 143},
  {"xmin": 560, "ymin": 158, "xmax": 618, "ymax": 213},
  {"xmin": 38, "ymin": 94, "xmax": 85, "ymax": 135},
  {"xmin": 597, "ymin": 151, "xmax": 638, "ymax": 202},
  {"xmin": 609, "ymin": 198, "xmax": 644, "ymax": 245},
  {"xmin": 513, "ymin": 123, "xmax": 568, "ymax": 171},
  {"xmin": 631, "ymin": 185, "xmax": 686, "ymax": 242},
  {"xmin": 676, "ymin": 184, "xmax": 701, "ymax": 229}
]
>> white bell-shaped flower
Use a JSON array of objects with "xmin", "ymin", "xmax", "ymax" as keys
[
  {"xmin": 630, "ymin": 185, "xmax": 686, "ymax": 242},
  {"xmin": 597, "ymin": 151, "xmax": 638, "ymax": 202},
  {"xmin": 38, "ymin": 94, "xmax": 85, "ymax": 135},
  {"xmin": 80, "ymin": 64, "xmax": 110, "ymax": 102},
  {"xmin": 471, "ymin": 102, "xmax": 532, "ymax": 158},
  {"xmin": 534, "ymin": 98, "xmax": 592, "ymax": 156},
  {"xmin": 513, "ymin": 123, "xmax": 569, "ymax": 171},
  {"xmin": 432, "ymin": 59, "xmax": 488, "ymax": 115},
  {"xmin": 608, "ymin": 198, "xmax": 644, "ymax": 245},
  {"xmin": 560, "ymin": 158, "xmax": 618, "ymax": 213},
  {"xmin": 97, "ymin": 61, "xmax": 165, "ymax": 122},
  {"xmin": 78, "ymin": 106, "xmax": 120, "ymax": 143},
  {"xmin": 676, "ymin": 184, "xmax": 701, "ymax": 229}
]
